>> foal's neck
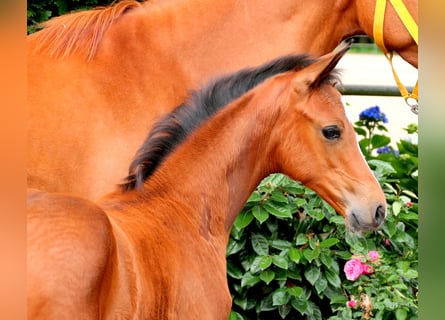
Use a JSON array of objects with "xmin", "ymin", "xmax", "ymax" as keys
[{"xmin": 143, "ymin": 80, "xmax": 288, "ymax": 244}]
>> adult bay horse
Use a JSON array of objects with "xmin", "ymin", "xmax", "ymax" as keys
[
  {"xmin": 27, "ymin": 0, "xmax": 418, "ymax": 200},
  {"xmin": 28, "ymin": 42, "xmax": 387, "ymax": 319}
]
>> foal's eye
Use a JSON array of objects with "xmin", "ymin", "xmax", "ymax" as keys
[{"xmin": 322, "ymin": 125, "xmax": 341, "ymax": 140}]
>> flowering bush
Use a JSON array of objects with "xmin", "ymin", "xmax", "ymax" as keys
[
  {"xmin": 336, "ymin": 248, "xmax": 417, "ymax": 320},
  {"xmin": 227, "ymin": 105, "xmax": 418, "ymax": 319}
]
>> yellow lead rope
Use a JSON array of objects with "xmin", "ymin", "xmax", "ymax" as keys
[{"xmin": 373, "ymin": 0, "xmax": 418, "ymax": 114}]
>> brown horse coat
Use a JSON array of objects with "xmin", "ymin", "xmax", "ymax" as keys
[
  {"xmin": 27, "ymin": 0, "xmax": 418, "ymax": 199},
  {"xmin": 28, "ymin": 43, "xmax": 387, "ymax": 319}
]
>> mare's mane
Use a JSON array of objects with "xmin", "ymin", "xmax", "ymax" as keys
[
  {"xmin": 120, "ymin": 53, "xmax": 341, "ymax": 191},
  {"xmin": 30, "ymin": 0, "xmax": 144, "ymax": 60}
]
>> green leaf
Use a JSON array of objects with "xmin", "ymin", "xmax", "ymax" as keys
[
  {"xmin": 309, "ymin": 237, "xmax": 318, "ymax": 249},
  {"xmin": 250, "ymin": 256, "xmax": 264, "ymax": 274},
  {"xmin": 260, "ymin": 270, "xmax": 275, "ymax": 284},
  {"xmin": 404, "ymin": 269, "xmax": 418, "ymax": 279},
  {"xmin": 241, "ymin": 272, "xmax": 260, "ymax": 287},
  {"xmin": 330, "ymin": 294, "xmax": 348, "ymax": 304},
  {"xmin": 392, "ymin": 230, "xmax": 415, "ymax": 248},
  {"xmin": 259, "ymin": 292, "xmax": 275, "ymax": 311},
  {"xmin": 272, "ymin": 255, "xmax": 289, "ymax": 270},
  {"xmin": 270, "ymin": 173, "xmax": 288, "ymax": 186},
  {"xmin": 288, "ymin": 247, "xmax": 301, "ymax": 263},
  {"xmin": 307, "ymin": 208, "xmax": 325, "ymax": 221},
  {"xmin": 228, "ymin": 311, "xmax": 244, "ymax": 320},
  {"xmin": 368, "ymin": 159, "xmax": 397, "ymax": 175},
  {"xmin": 399, "ymin": 139, "xmax": 418, "ymax": 154},
  {"xmin": 304, "ymin": 266, "xmax": 320, "ymax": 285},
  {"xmin": 252, "ymin": 205, "xmax": 269, "ymax": 224},
  {"xmin": 270, "ymin": 240, "xmax": 292, "ymax": 250},
  {"xmin": 278, "ymin": 304, "xmax": 292, "ymax": 319},
  {"xmin": 315, "ymin": 276, "xmax": 328, "ymax": 295},
  {"xmin": 291, "ymin": 298, "xmax": 308, "ymax": 314},
  {"xmin": 396, "ymin": 260, "xmax": 410, "ymax": 271},
  {"xmin": 251, "ymin": 233, "xmax": 269, "ymax": 256},
  {"xmin": 324, "ymin": 269, "xmax": 341, "ymax": 288},
  {"xmin": 359, "ymin": 138, "xmax": 371, "ymax": 154},
  {"xmin": 246, "ymin": 191, "xmax": 262, "ymax": 204},
  {"xmin": 286, "ymin": 269, "xmax": 302, "ymax": 281},
  {"xmin": 227, "ymin": 262, "xmax": 244, "ymax": 279},
  {"xmin": 234, "ymin": 297, "xmax": 249, "ymax": 310},
  {"xmin": 55, "ymin": 0, "xmax": 68, "ymax": 14},
  {"xmin": 272, "ymin": 288, "xmax": 290, "ymax": 306},
  {"xmin": 371, "ymin": 134, "xmax": 391, "ymax": 148},
  {"xmin": 295, "ymin": 233, "xmax": 308, "ymax": 246},
  {"xmin": 319, "ymin": 238, "xmax": 339, "ymax": 248},
  {"xmin": 274, "ymin": 269, "xmax": 288, "ymax": 281},
  {"xmin": 329, "ymin": 215, "xmax": 345, "ymax": 225},
  {"xmin": 259, "ymin": 255, "xmax": 273, "ymax": 270},
  {"xmin": 354, "ymin": 126, "xmax": 367, "ymax": 136},
  {"xmin": 303, "ymin": 247, "xmax": 320, "ymax": 262},
  {"xmin": 392, "ymin": 283, "xmax": 408, "ymax": 291},
  {"xmin": 392, "ymin": 200, "xmax": 403, "ymax": 216},
  {"xmin": 287, "ymin": 286, "xmax": 303, "ymax": 297},
  {"xmin": 264, "ymin": 202, "xmax": 292, "ymax": 218},
  {"xmin": 395, "ymin": 308, "xmax": 408, "ymax": 320},
  {"xmin": 234, "ymin": 210, "xmax": 254, "ymax": 230},
  {"xmin": 319, "ymin": 251, "xmax": 333, "ymax": 268},
  {"xmin": 226, "ymin": 237, "xmax": 246, "ymax": 256},
  {"xmin": 402, "ymin": 189, "xmax": 418, "ymax": 199},
  {"xmin": 383, "ymin": 220, "xmax": 397, "ymax": 237},
  {"xmin": 271, "ymin": 190, "xmax": 289, "ymax": 203},
  {"xmin": 294, "ymin": 197, "xmax": 307, "ymax": 207}
]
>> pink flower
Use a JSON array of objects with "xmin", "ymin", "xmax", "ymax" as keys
[
  {"xmin": 344, "ymin": 258, "xmax": 364, "ymax": 281},
  {"xmin": 407, "ymin": 201, "xmax": 413, "ymax": 208},
  {"xmin": 384, "ymin": 239, "xmax": 391, "ymax": 246},
  {"xmin": 361, "ymin": 263, "xmax": 374, "ymax": 275},
  {"xmin": 367, "ymin": 250, "xmax": 380, "ymax": 262},
  {"xmin": 348, "ymin": 298, "xmax": 357, "ymax": 308}
]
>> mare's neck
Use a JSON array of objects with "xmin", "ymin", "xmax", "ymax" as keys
[{"xmin": 143, "ymin": 0, "xmax": 359, "ymax": 83}]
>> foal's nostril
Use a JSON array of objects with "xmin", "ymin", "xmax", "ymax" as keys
[{"xmin": 375, "ymin": 205, "xmax": 386, "ymax": 225}]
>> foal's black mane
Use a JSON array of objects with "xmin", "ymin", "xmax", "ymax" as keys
[{"xmin": 120, "ymin": 54, "xmax": 319, "ymax": 191}]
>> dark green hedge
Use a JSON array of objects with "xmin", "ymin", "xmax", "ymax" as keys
[{"xmin": 27, "ymin": 0, "xmax": 117, "ymax": 33}]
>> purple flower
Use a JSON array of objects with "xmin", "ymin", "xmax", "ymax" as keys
[
  {"xmin": 359, "ymin": 106, "xmax": 388, "ymax": 123},
  {"xmin": 377, "ymin": 146, "xmax": 399, "ymax": 156},
  {"xmin": 377, "ymin": 146, "xmax": 391, "ymax": 154}
]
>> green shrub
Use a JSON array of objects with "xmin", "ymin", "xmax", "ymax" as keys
[{"xmin": 227, "ymin": 106, "xmax": 418, "ymax": 319}]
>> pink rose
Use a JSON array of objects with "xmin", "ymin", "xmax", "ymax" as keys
[
  {"xmin": 367, "ymin": 250, "xmax": 380, "ymax": 262},
  {"xmin": 344, "ymin": 258, "xmax": 363, "ymax": 281},
  {"xmin": 348, "ymin": 299, "xmax": 357, "ymax": 308},
  {"xmin": 361, "ymin": 263, "xmax": 374, "ymax": 275}
]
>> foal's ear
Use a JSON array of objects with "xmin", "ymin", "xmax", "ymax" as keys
[{"xmin": 292, "ymin": 39, "xmax": 351, "ymax": 92}]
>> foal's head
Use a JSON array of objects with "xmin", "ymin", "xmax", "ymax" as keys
[{"xmin": 270, "ymin": 42, "xmax": 386, "ymax": 232}]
